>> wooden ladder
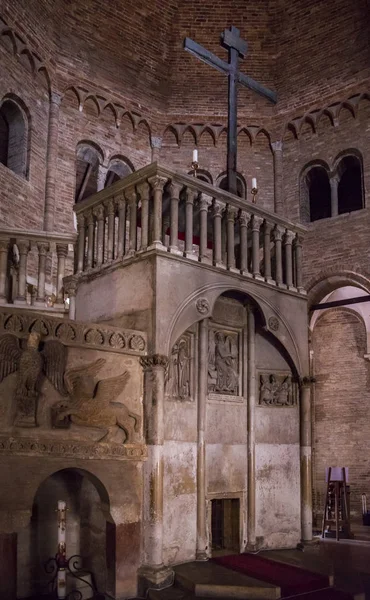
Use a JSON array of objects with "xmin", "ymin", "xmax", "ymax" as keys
[{"xmin": 321, "ymin": 467, "xmax": 351, "ymax": 541}]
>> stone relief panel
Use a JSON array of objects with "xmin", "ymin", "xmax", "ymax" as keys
[
  {"xmin": 258, "ymin": 371, "xmax": 297, "ymax": 407},
  {"xmin": 166, "ymin": 334, "xmax": 193, "ymax": 401},
  {"xmin": 208, "ymin": 328, "xmax": 240, "ymax": 397}
]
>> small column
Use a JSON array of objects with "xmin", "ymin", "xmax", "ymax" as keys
[
  {"xmin": 330, "ymin": 175, "xmax": 339, "ymax": 218},
  {"xmin": 64, "ymin": 275, "xmax": 78, "ymax": 320},
  {"xmin": 226, "ymin": 205, "xmax": 237, "ymax": 270},
  {"xmin": 138, "ymin": 182, "xmax": 150, "ymax": 251},
  {"xmin": 0, "ymin": 238, "xmax": 9, "ymax": 302},
  {"xmin": 284, "ymin": 230, "xmax": 295, "ymax": 288},
  {"xmin": 300, "ymin": 378, "xmax": 313, "ymax": 542},
  {"xmin": 116, "ymin": 194, "xmax": 126, "ymax": 258},
  {"xmin": 105, "ymin": 199, "xmax": 115, "ymax": 261},
  {"xmin": 197, "ymin": 318, "xmax": 208, "ymax": 559},
  {"xmin": 294, "ymin": 234, "xmax": 304, "ymax": 292},
  {"xmin": 126, "ymin": 187, "xmax": 138, "ymax": 255},
  {"xmin": 139, "ymin": 355, "xmax": 173, "ymax": 590},
  {"xmin": 271, "ymin": 141, "xmax": 284, "ymax": 216},
  {"xmin": 263, "ymin": 221, "xmax": 273, "ymax": 282},
  {"xmin": 212, "ymin": 202, "xmax": 223, "ymax": 267},
  {"xmin": 198, "ymin": 194, "xmax": 210, "ymax": 262},
  {"xmin": 273, "ymin": 225, "xmax": 284, "ymax": 286},
  {"xmin": 44, "ymin": 91, "xmax": 62, "ymax": 231},
  {"xmin": 247, "ymin": 306, "xmax": 256, "ymax": 548},
  {"xmin": 93, "ymin": 205, "xmax": 105, "ymax": 266},
  {"xmin": 151, "ymin": 136, "xmax": 162, "ymax": 162},
  {"xmin": 15, "ymin": 239, "xmax": 30, "ymax": 303},
  {"xmin": 36, "ymin": 250, "xmax": 46, "ymax": 305},
  {"xmin": 0, "ymin": 532, "xmax": 17, "ymax": 600},
  {"xmin": 251, "ymin": 215, "xmax": 263, "ymax": 280},
  {"xmin": 239, "ymin": 211, "xmax": 250, "ymax": 275},
  {"xmin": 185, "ymin": 189, "xmax": 196, "ymax": 259},
  {"xmin": 148, "ymin": 176, "xmax": 167, "ymax": 249},
  {"xmin": 161, "ymin": 214, "xmax": 170, "ymax": 248},
  {"xmin": 76, "ymin": 213, "xmax": 86, "ymax": 273},
  {"xmin": 56, "ymin": 244, "xmax": 68, "ymax": 304},
  {"xmin": 86, "ymin": 210, "xmax": 95, "ymax": 269},
  {"xmin": 169, "ymin": 182, "xmax": 182, "ymax": 254},
  {"xmin": 97, "ymin": 164, "xmax": 108, "ymax": 192}
]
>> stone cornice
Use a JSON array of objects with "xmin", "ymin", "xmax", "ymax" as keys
[
  {"xmin": 0, "ymin": 436, "xmax": 147, "ymax": 461},
  {"xmin": 0, "ymin": 308, "xmax": 147, "ymax": 356}
]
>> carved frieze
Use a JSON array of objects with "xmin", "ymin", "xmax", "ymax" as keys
[
  {"xmin": 0, "ymin": 437, "xmax": 147, "ymax": 461},
  {"xmin": 0, "ymin": 309, "xmax": 147, "ymax": 356},
  {"xmin": 166, "ymin": 335, "xmax": 192, "ymax": 401},
  {"xmin": 208, "ymin": 328, "xmax": 239, "ymax": 395},
  {"xmin": 258, "ymin": 371, "xmax": 297, "ymax": 407}
]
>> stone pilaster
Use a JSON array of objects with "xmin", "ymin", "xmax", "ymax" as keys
[
  {"xmin": 197, "ymin": 319, "xmax": 208, "ymax": 559},
  {"xmin": 44, "ymin": 91, "xmax": 62, "ymax": 231},
  {"xmin": 271, "ymin": 141, "xmax": 284, "ymax": 216},
  {"xmin": 247, "ymin": 305, "xmax": 256, "ymax": 548},
  {"xmin": 300, "ymin": 377, "xmax": 313, "ymax": 542}
]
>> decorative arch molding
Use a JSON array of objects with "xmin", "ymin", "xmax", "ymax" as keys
[
  {"xmin": 162, "ymin": 122, "xmax": 272, "ymax": 148},
  {"xmin": 166, "ymin": 283, "xmax": 304, "ymax": 377},
  {"xmin": 306, "ymin": 269, "xmax": 370, "ymax": 309},
  {"xmin": 76, "ymin": 140, "xmax": 105, "ymax": 165},
  {"xmin": 216, "ymin": 170, "xmax": 247, "ymax": 198},
  {"xmin": 0, "ymin": 16, "xmax": 52, "ymax": 93}
]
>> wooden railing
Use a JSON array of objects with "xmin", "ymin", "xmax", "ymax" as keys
[
  {"xmin": 74, "ymin": 163, "xmax": 306, "ymax": 294},
  {"xmin": 0, "ymin": 228, "xmax": 76, "ymax": 309}
]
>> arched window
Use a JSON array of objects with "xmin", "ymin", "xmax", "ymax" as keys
[
  {"xmin": 307, "ymin": 167, "xmax": 331, "ymax": 222},
  {"xmin": 217, "ymin": 172, "xmax": 246, "ymax": 198},
  {"xmin": 105, "ymin": 156, "xmax": 134, "ymax": 187},
  {"xmin": 337, "ymin": 155, "xmax": 363, "ymax": 214},
  {"xmin": 0, "ymin": 97, "xmax": 29, "ymax": 178},
  {"xmin": 187, "ymin": 169, "xmax": 213, "ymax": 185},
  {"xmin": 75, "ymin": 142, "xmax": 103, "ymax": 202}
]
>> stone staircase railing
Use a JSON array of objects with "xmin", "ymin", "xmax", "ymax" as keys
[
  {"xmin": 74, "ymin": 163, "xmax": 307, "ymax": 294},
  {"xmin": 0, "ymin": 228, "xmax": 76, "ymax": 311}
]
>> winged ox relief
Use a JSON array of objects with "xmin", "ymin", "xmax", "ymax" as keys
[{"xmin": 0, "ymin": 333, "xmax": 141, "ymax": 443}]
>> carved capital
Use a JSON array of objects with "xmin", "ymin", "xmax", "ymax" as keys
[
  {"xmin": 37, "ymin": 241, "xmax": 50, "ymax": 256},
  {"xmin": 198, "ymin": 194, "xmax": 212, "ymax": 212},
  {"xmin": 125, "ymin": 187, "xmax": 137, "ymax": 204},
  {"xmin": 140, "ymin": 354, "xmax": 169, "ymax": 370},
  {"xmin": 85, "ymin": 210, "xmax": 94, "ymax": 227},
  {"xmin": 273, "ymin": 225, "xmax": 285, "ymax": 242},
  {"xmin": 251, "ymin": 215, "xmax": 264, "ymax": 231},
  {"xmin": 271, "ymin": 140, "xmax": 283, "ymax": 153},
  {"xmin": 294, "ymin": 233, "xmax": 303, "ymax": 247},
  {"xmin": 56, "ymin": 244, "xmax": 69, "ymax": 258},
  {"xmin": 0, "ymin": 238, "xmax": 9, "ymax": 253},
  {"xmin": 16, "ymin": 239, "xmax": 30, "ymax": 255},
  {"xmin": 63, "ymin": 275, "xmax": 79, "ymax": 297},
  {"xmin": 226, "ymin": 204, "xmax": 237, "ymax": 221},
  {"xmin": 169, "ymin": 182, "xmax": 182, "ymax": 199},
  {"xmin": 284, "ymin": 230, "xmax": 295, "ymax": 245},
  {"xmin": 93, "ymin": 205, "xmax": 105, "ymax": 221},
  {"xmin": 76, "ymin": 212, "xmax": 85, "ymax": 229},
  {"xmin": 148, "ymin": 175, "xmax": 167, "ymax": 193},
  {"xmin": 50, "ymin": 91, "xmax": 62, "ymax": 106},
  {"xmin": 137, "ymin": 181, "xmax": 150, "ymax": 201},
  {"xmin": 263, "ymin": 220, "xmax": 273, "ymax": 234},
  {"xmin": 104, "ymin": 198, "xmax": 116, "ymax": 216},
  {"xmin": 212, "ymin": 201, "xmax": 224, "ymax": 218},
  {"xmin": 114, "ymin": 193, "xmax": 126, "ymax": 211},
  {"xmin": 185, "ymin": 188, "xmax": 197, "ymax": 205},
  {"xmin": 239, "ymin": 211, "xmax": 251, "ymax": 227}
]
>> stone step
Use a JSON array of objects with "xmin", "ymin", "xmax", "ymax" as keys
[{"xmin": 173, "ymin": 561, "xmax": 281, "ymax": 599}]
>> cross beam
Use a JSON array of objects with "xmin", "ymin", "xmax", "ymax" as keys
[
  {"xmin": 310, "ymin": 294, "xmax": 370, "ymax": 311},
  {"xmin": 184, "ymin": 26, "xmax": 277, "ymax": 197}
]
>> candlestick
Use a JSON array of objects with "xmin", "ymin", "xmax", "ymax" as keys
[{"xmin": 57, "ymin": 501, "xmax": 67, "ymax": 599}]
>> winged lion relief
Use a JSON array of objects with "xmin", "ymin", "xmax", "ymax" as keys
[{"xmin": 53, "ymin": 358, "xmax": 142, "ymax": 443}]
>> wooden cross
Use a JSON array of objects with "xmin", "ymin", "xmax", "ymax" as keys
[{"xmin": 184, "ymin": 26, "xmax": 277, "ymax": 197}]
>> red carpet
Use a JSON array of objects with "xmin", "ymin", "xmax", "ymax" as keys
[{"xmin": 212, "ymin": 553, "xmax": 330, "ymax": 596}]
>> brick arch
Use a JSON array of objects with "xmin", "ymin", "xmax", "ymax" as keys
[
  {"xmin": 0, "ymin": 93, "xmax": 31, "ymax": 179},
  {"xmin": 299, "ymin": 159, "xmax": 330, "ymax": 224},
  {"xmin": 306, "ymin": 269, "xmax": 370, "ymax": 309}
]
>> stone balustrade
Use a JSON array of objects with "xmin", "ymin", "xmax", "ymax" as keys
[
  {"xmin": 74, "ymin": 163, "xmax": 307, "ymax": 294},
  {"xmin": 0, "ymin": 228, "xmax": 76, "ymax": 310}
]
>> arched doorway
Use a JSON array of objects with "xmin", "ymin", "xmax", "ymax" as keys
[{"xmin": 17, "ymin": 468, "xmax": 115, "ymax": 599}]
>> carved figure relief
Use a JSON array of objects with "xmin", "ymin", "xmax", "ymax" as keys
[
  {"xmin": 166, "ymin": 336, "xmax": 191, "ymax": 400},
  {"xmin": 258, "ymin": 372, "xmax": 296, "ymax": 406},
  {"xmin": 53, "ymin": 358, "xmax": 141, "ymax": 442},
  {"xmin": 208, "ymin": 329, "xmax": 239, "ymax": 394},
  {"xmin": 0, "ymin": 333, "xmax": 68, "ymax": 427}
]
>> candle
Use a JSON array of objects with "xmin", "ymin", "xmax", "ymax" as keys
[
  {"xmin": 192, "ymin": 149, "xmax": 198, "ymax": 163},
  {"xmin": 57, "ymin": 501, "xmax": 67, "ymax": 600},
  {"xmin": 252, "ymin": 177, "xmax": 257, "ymax": 190},
  {"xmin": 57, "ymin": 500, "xmax": 66, "ymax": 548},
  {"xmin": 57, "ymin": 569, "xmax": 67, "ymax": 599}
]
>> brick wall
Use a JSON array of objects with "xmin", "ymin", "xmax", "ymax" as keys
[{"xmin": 312, "ymin": 309, "xmax": 370, "ymax": 521}]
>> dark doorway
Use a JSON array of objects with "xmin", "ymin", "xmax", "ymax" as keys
[{"xmin": 211, "ymin": 498, "xmax": 240, "ymax": 553}]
